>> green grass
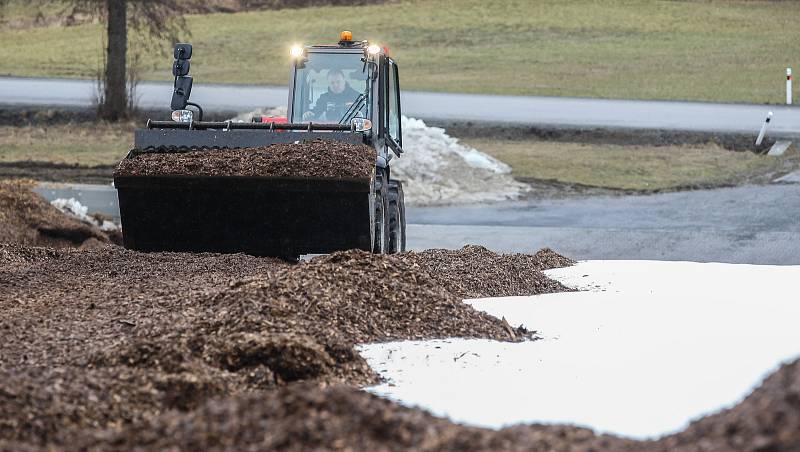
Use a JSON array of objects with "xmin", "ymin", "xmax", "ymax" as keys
[
  {"xmin": 467, "ymin": 138, "xmax": 797, "ymax": 191},
  {"xmin": 1, "ymin": 0, "xmax": 799, "ymax": 103}
]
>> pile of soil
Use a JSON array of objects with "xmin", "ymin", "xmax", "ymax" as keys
[
  {"xmin": 407, "ymin": 245, "xmax": 575, "ymax": 298},
  {"xmin": 114, "ymin": 141, "xmax": 376, "ymax": 179},
  {"xmin": 0, "ymin": 180, "xmax": 114, "ymax": 248},
  {"xmin": 0, "ymin": 242, "xmax": 571, "ymax": 446}
]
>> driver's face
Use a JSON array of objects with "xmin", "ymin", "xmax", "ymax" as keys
[{"xmin": 328, "ymin": 73, "xmax": 346, "ymax": 94}]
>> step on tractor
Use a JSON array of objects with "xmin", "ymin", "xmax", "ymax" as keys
[{"xmin": 114, "ymin": 32, "xmax": 407, "ymax": 259}]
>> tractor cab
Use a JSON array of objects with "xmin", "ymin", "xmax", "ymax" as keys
[{"xmin": 287, "ymin": 32, "xmax": 404, "ymax": 165}]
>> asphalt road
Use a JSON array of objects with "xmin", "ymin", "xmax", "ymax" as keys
[
  {"xmin": 34, "ymin": 177, "xmax": 800, "ymax": 265},
  {"xmin": 3, "ymin": 76, "xmax": 800, "ymax": 136},
  {"xmin": 407, "ymin": 180, "xmax": 800, "ymax": 265}
]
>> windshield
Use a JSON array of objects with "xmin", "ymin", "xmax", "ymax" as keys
[{"xmin": 291, "ymin": 52, "xmax": 369, "ymax": 124}]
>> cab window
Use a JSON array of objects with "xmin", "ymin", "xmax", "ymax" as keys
[
  {"xmin": 387, "ymin": 60, "xmax": 401, "ymax": 145},
  {"xmin": 292, "ymin": 52, "xmax": 368, "ymax": 123}
]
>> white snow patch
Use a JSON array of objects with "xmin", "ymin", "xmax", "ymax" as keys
[
  {"xmin": 359, "ymin": 260, "xmax": 800, "ymax": 439},
  {"xmin": 392, "ymin": 117, "xmax": 528, "ymax": 206},
  {"xmin": 51, "ymin": 198, "xmax": 118, "ymax": 231}
]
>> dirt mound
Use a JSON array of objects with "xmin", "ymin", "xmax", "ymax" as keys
[
  {"xmin": 0, "ymin": 180, "xmax": 111, "ymax": 248},
  {"xmin": 407, "ymin": 245, "xmax": 575, "ymax": 299},
  {"xmin": 114, "ymin": 141, "xmax": 376, "ymax": 179}
]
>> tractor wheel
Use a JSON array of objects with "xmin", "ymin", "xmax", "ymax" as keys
[
  {"xmin": 388, "ymin": 179, "xmax": 406, "ymax": 254},
  {"xmin": 373, "ymin": 169, "xmax": 389, "ymax": 254}
]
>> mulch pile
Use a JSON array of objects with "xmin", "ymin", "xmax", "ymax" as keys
[
  {"xmin": 6, "ymin": 357, "xmax": 800, "ymax": 451},
  {"xmin": 113, "ymin": 140, "xmax": 377, "ymax": 179},
  {"xmin": 0, "ymin": 179, "xmax": 116, "ymax": 248},
  {"xmin": 3, "ymin": 183, "xmax": 797, "ymax": 451},
  {"xmin": 408, "ymin": 245, "xmax": 575, "ymax": 298},
  {"xmin": 70, "ymin": 383, "xmax": 638, "ymax": 452},
  {"xmin": 0, "ymin": 239, "xmax": 572, "ymax": 447}
]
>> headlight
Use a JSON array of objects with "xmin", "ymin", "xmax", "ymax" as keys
[
  {"xmin": 351, "ymin": 118, "xmax": 373, "ymax": 132},
  {"xmin": 171, "ymin": 109, "xmax": 193, "ymax": 123},
  {"xmin": 367, "ymin": 44, "xmax": 381, "ymax": 55},
  {"xmin": 290, "ymin": 45, "xmax": 304, "ymax": 58}
]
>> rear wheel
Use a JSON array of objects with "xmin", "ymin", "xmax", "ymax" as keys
[
  {"xmin": 388, "ymin": 179, "xmax": 406, "ymax": 254},
  {"xmin": 373, "ymin": 169, "xmax": 389, "ymax": 254}
]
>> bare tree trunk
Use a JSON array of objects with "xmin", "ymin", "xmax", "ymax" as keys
[{"xmin": 101, "ymin": 0, "xmax": 127, "ymax": 121}]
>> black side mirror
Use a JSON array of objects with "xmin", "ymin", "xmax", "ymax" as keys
[
  {"xmin": 171, "ymin": 76, "xmax": 193, "ymax": 110},
  {"xmin": 174, "ymin": 43, "xmax": 192, "ymax": 60},
  {"xmin": 172, "ymin": 59, "xmax": 190, "ymax": 77}
]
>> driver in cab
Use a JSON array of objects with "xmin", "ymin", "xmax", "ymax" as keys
[{"xmin": 302, "ymin": 69, "xmax": 360, "ymax": 122}]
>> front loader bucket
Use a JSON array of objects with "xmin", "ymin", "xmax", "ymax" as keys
[{"xmin": 114, "ymin": 175, "xmax": 373, "ymax": 256}]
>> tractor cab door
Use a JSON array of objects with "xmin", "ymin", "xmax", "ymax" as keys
[{"xmin": 385, "ymin": 58, "xmax": 403, "ymax": 158}]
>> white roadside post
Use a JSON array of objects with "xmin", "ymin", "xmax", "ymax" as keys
[
  {"xmin": 755, "ymin": 111, "xmax": 773, "ymax": 146},
  {"xmin": 787, "ymin": 68, "xmax": 793, "ymax": 105}
]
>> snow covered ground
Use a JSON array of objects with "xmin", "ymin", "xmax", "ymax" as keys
[{"xmin": 359, "ymin": 260, "xmax": 800, "ymax": 439}]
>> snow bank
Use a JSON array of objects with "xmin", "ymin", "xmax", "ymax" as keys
[
  {"xmin": 392, "ymin": 117, "xmax": 527, "ymax": 206},
  {"xmin": 51, "ymin": 198, "xmax": 118, "ymax": 231}
]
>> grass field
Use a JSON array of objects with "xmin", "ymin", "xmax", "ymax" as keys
[
  {"xmin": 0, "ymin": 123, "xmax": 133, "ymax": 166},
  {"xmin": 1, "ymin": 122, "xmax": 794, "ymax": 191},
  {"xmin": 467, "ymin": 138, "xmax": 797, "ymax": 191},
  {"xmin": 1, "ymin": 0, "xmax": 799, "ymax": 103}
]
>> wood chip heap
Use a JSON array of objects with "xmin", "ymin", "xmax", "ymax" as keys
[{"xmin": 114, "ymin": 140, "xmax": 377, "ymax": 180}]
